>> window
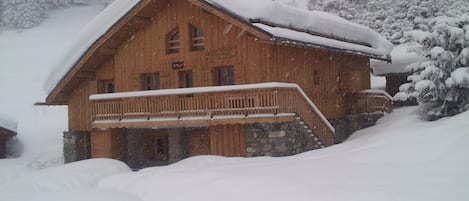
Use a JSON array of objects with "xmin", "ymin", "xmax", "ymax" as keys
[
  {"xmin": 190, "ymin": 25, "xmax": 205, "ymax": 51},
  {"xmin": 167, "ymin": 28, "xmax": 180, "ymax": 54},
  {"xmin": 179, "ymin": 70, "xmax": 193, "ymax": 88},
  {"xmin": 214, "ymin": 66, "xmax": 234, "ymax": 86},
  {"xmin": 313, "ymin": 70, "xmax": 320, "ymax": 86},
  {"xmin": 144, "ymin": 133, "xmax": 169, "ymax": 161},
  {"xmin": 98, "ymin": 80, "xmax": 115, "ymax": 94},
  {"xmin": 141, "ymin": 73, "xmax": 160, "ymax": 90}
]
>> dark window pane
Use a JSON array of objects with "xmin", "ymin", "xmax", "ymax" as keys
[
  {"xmin": 170, "ymin": 32, "xmax": 179, "ymax": 40},
  {"xmin": 107, "ymin": 83, "xmax": 114, "ymax": 93},
  {"xmin": 215, "ymin": 66, "xmax": 234, "ymax": 86},
  {"xmin": 186, "ymin": 72, "xmax": 193, "ymax": 88}
]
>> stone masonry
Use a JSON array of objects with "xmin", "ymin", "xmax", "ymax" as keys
[
  {"xmin": 63, "ymin": 131, "xmax": 90, "ymax": 163},
  {"xmin": 245, "ymin": 117, "xmax": 323, "ymax": 157},
  {"xmin": 330, "ymin": 113, "xmax": 384, "ymax": 143},
  {"xmin": 126, "ymin": 128, "xmax": 191, "ymax": 169}
]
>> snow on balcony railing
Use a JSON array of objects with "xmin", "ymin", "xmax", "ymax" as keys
[{"xmin": 90, "ymin": 82, "xmax": 336, "ymax": 144}]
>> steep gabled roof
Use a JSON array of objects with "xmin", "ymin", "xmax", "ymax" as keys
[{"xmin": 44, "ymin": 0, "xmax": 393, "ymax": 104}]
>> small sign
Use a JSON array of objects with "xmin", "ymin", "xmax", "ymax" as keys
[{"xmin": 172, "ymin": 61, "xmax": 184, "ymax": 69}]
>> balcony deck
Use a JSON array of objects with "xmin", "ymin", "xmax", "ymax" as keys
[
  {"xmin": 90, "ymin": 82, "xmax": 336, "ymax": 146},
  {"xmin": 347, "ymin": 90, "xmax": 394, "ymax": 114}
]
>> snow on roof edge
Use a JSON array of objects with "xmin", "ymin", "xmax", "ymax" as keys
[
  {"xmin": 371, "ymin": 44, "xmax": 424, "ymax": 76},
  {"xmin": 255, "ymin": 24, "xmax": 389, "ymax": 60},
  {"xmin": 44, "ymin": 0, "xmax": 141, "ymax": 96},
  {"xmin": 0, "ymin": 113, "xmax": 18, "ymax": 133},
  {"xmin": 204, "ymin": 0, "xmax": 393, "ymax": 57}
]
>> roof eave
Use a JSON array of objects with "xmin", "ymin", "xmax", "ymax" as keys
[{"xmin": 266, "ymin": 37, "xmax": 391, "ymax": 62}]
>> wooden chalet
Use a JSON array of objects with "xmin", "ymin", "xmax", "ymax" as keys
[{"xmin": 42, "ymin": 0, "xmax": 393, "ymax": 168}]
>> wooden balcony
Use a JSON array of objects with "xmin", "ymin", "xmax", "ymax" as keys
[
  {"xmin": 347, "ymin": 90, "xmax": 394, "ymax": 114},
  {"xmin": 90, "ymin": 82, "xmax": 336, "ymax": 146}
]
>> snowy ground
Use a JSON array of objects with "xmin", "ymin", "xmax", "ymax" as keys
[
  {"xmin": 0, "ymin": 1, "xmax": 105, "ymax": 166},
  {"xmin": 1, "ymin": 107, "xmax": 468, "ymax": 201}
]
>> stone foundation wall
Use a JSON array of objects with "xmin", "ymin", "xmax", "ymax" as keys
[
  {"xmin": 330, "ymin": 113, "xmax": 384, "ymax": 143},
  {"xmin": 126, "ymin": 128, "xmax": 191, "ymax": 169},
  {"xmin": 63, "ymin": 131, "xmax": 90, "ymax": 163},
  {"xmin": 245, "ymin": 119, "xmax": 322, "ymax": 157}
]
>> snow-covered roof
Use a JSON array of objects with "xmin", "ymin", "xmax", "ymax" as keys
[
  {"xmin": 45, "ymin": 0, "xmax": 140, "ymax": 95},
  {"xmin": 371, "ymin": 44, "xmax": 424, "ymax": 76},
  {"xmin": 207, "ymin": 0, "xmax": 393, "ymax": 57},
  {"xmin": 0, "ymin": 113, "xmax": 18, "ymax": 133},
  {"xmin": 45, "ymin": 0, "xmax": 393, "ymax": 98}
]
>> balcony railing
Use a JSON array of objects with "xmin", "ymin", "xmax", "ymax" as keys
[
  {"xmin": 347, "ymin": 90, "xmax": 393, "ymax": 114},
  {"xmin": 90, "ymin": 82, "xmax": 336, "ymax": 146}
]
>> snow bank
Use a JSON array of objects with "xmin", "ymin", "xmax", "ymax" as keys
[
  {"xmin": 96, "ymin": 107, "xmax": 469, "ymax": 201},
  {"xmin": 206, "ymin": 0, "xmax": 393, "ymax": 57},
  {"xmin": 0, "ymin": 113, "xmax": 17, "ymax": 133},
  {"xmin": 0, "ymin": 159, "xmax": 132, "ymax": 201},
  {"xmin": 44, "ymin": 0, "xmax": 139, "ymax": 94},
  {"xmin": 2, "ymin": 108, "xmax": 469, "ymax": 201},
  {"xmin": 371, "ymin": 43, "xmax": 424, "ymax": 76}
]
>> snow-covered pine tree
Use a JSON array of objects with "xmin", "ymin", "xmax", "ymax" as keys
[
  {"xmin": 0, "ymin": 0, "xmax": 89, "ymax": 29},
  {"xmin": 0, "ymin": 0, "xmax": 45, "ymax": 29},
  {"xmin": 395, "ymin": 15, "xmax": 469, "ymax": 120}
]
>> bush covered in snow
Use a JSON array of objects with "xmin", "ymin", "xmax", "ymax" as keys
[
  {"xmin": 0, "ymin": 0, "xmax": 98, "ymax": 29},
  {"xmin": 395, "ymin": 15, "xmax": 469, "ymax": 120}
]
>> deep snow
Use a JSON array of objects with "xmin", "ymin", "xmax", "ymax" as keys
[
  {"xmin": 1, "ymin": 107, "xmax": 468, "ymax": 201},
  {"xmin": 0, "ymin": 1, "xmax": 105, "ymax": 165}
]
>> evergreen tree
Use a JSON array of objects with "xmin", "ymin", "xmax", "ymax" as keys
[
  {"xmin": 1, "ymin": 0, "xmax": 45, "ymax": 29},
  {"xmin": 0, "ymin": 0, "xmax": 89, "ymax": 29},
  {"xmin": 395, "ymin": 15, "xmax": 469, "ymax": 120}
]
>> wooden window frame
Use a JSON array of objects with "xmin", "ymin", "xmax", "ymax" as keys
[
  {"xmin": 178, "ymin": 70, "xmax": 193, "ymax": 88},
  {"xmin": 141, "ymin": 73, "xmax": 160, "ymax": 90},
  {"xmin": 190, "ymin": 24, "xmax": 205, "ymax": 51},
  {"xmin": 167, "ymin": 28, "xmax": 180, "ymax": 54},
  {"xmin": 98, "ymin": 80, "xmax": 115, "ymax": 94},
  {"xmin": 213, "ymin": 66, "xmax": 235, "ymax": 86}
]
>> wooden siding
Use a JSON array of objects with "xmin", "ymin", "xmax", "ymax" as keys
[
  {"xmin": 209, "ymin": 124, "xmax": 246, "ymax": 157},
  {"xmin": 90, "ymin": 129, "xmax": 126, "ymax": 159},
  {"xmin": 68, "ymin": 0, "xmax": 372, "ymax": 132},
  {"xmin": 91, "ymin": 130, "xmax": 112, "ymax": 158}
]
